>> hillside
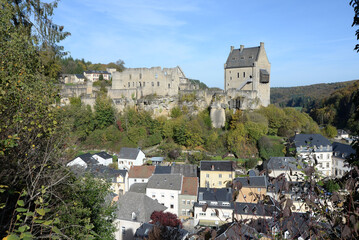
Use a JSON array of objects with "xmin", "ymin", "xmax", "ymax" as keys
[{"xmin": 271, "ymin": 80, "xmax": 358, "ymax": 108}]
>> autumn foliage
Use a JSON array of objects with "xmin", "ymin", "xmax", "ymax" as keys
[{"xmin": 150, "ymin": 211, "xmax": 182, "ymax": 228}]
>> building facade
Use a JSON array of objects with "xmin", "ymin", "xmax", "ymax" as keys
[
  {"xmin": 224, "ymin": 42, "xmax": 271, "ymax": 109},
  {"xmin": 199, "ymin": 161, "xmax": 235, "ymax": 188}
]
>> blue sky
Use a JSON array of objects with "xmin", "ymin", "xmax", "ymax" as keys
[{"xmin": 53, "ymin": 0, "xmax": 359, "ymax": 88}]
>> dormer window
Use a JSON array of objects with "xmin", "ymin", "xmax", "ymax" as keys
[
  {"xmin": 241, "ymin": 57, "xmax": 244, "ymax": 59},
  {"xmin": 243, "ymin": 206, "xmax": 248, "ymax": 213},
  {"xmin": 249, "ymin": 56, "xmax": 253, "ymax": 59}
]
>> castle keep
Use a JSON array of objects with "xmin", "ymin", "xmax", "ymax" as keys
[{"xmin": 224, "ymin": 42, "xmax": 271, "ymax": 109}]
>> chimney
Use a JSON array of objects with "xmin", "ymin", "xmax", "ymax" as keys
[
  {"xmin": 230, "ymin": 46, "xmax": 234, "ymax": 52},
  {"xmin": 240, "ymin": 45, "xmax": 244, "ymax": 52},
  {"xmin": 260, "ymin": 42, "xmax": 264, "ymax": 48}
]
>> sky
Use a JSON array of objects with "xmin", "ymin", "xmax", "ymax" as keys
[{"xmin": 53, "ymin": 0, "xmax": 359, "ymax": 88}]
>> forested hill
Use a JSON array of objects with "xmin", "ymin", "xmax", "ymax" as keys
[{"xmin": 271, "ymin": 80, "xmax": 358, "ymax": 108}]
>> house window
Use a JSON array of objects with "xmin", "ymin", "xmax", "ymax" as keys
[
  {"xmin": 140, "ymin": 73, "xmax": 142, "ymax": 79},
  {"xmin": 206, "ymin": 174, "xmax": 209, "ymax": 178},
  {"xmin": 258, "ymin": 188, "xmax": 261, "ymax": 192},
  {"xmin": 182, "ymin": 209, "xmax": 186, "ymax": 215},
  {"xmin": 122, "ymin": 226, "xmax": 125, "ymax": 235},
  {"xmin": 142, "ymin": 179, "xmax": 144, "ymax": 182},
  {"xmin": 219, "ymin": 181, "xmax": 222, "ymax": 186},
  {"xmin": 171, "ymin": 194, "xmax": 174, "ymax": 199},
  {"xmin": 155, "ymin": 73, "xmax": 158, "ymax": 79},
  {"xmin": 187, "ymin": 200, "xmax": 190, "ymax": 205},
  {"xmin": 134, "ymin": 179, "xmax": 137, "ymax": 182},
  {"xmin": 168, "ymin": 84, "xmax": 171, "ymax": 88},
  {"xmin": 223, "ymin": 213, "xmax": 230, "ymax": 218},
  {"xmin": 182, "ymin": 200, "xmax": 186, "ymax": 204},
  {"xmin": 139, "ymin": 82, "xmax": 141, "ymax": 87},
  {"xmin": 152, "ymin": 82, "xmax": 154, "ymax": 87},
  {"xmin": 230, "ymin": 77, "xmax": 232, "ymax": 80},
  {"xmin": 326, "ymin": 162, "xmax": 330, "ymax": 168},
  {"xmin": 162, "ymin": 194, "xmax": 165, "ymax": 198},
  {"xmin": 157, "ymin": 82, "xmax": 160, "ymax": 87},
  {"xmin": 211, "ymin": 212, "xmax": 217, "ymax": 216},
  {"xmin": 199, "ymin": 212, "xmax": 206, "ymax": 216},
  {"xmin": 128, "ymin": 82, "xmax": 130, "ymax": 87},
  {"xmin": 129, "ymin": 74, "xmax": 132, "ymax": 80},
  {"xmin": 143, "ymin": 82, "xmax": 145, "ymax": 87},
  {"xmin": 170, "ymin": 204, "xmax": 174, "ymax": 209},
  {"xmin": 152, "ymin": 193, "xmax": 156, "ymax": 198},
  {"xmin": 133, "ymin": 82, "xmax": 134, "ymax": 87},
  {"xmin": 219, "ymin": 174, "xmax": 222, "ymax": 178}
]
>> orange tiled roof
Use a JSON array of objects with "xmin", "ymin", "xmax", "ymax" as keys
[
  {"xmin": 181, "ymin": 177, "xmax": 198, "ymax": 196},
  {"xmin": 128, "ymin": 165, "xmax": 155, "ymax": 178}
]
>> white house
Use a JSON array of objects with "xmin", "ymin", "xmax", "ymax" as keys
[
  {"xmin": 92, "ymin": 151, "xmax": 113, "ymax": 166},
  {"xmin": 128, "ymin": 165, "xmax": 155, "ymax": 190},
  {"xmin": 146, "ymin": 174, "xmax": 183, "ymax": 216},
  {"xmin": 332, "ymin": 142, "xmax": 355, "ymax": 178},
  {"xmin": 292, "ymin": 134, "xmax": 333, "ymax": 177},
  {"xmin": 266, "ymin": 157, "xmax": 305, "ymax": 182},
  {"xmin": 118, "ymin": 148, "xmax": 146, "ymax": 170},
  {"xmin": 84, "ymin": 70, "xmax": 111, "ymax": 82},
  {"xmin": 66, "ymin": 153, "xmax": 97, "ymax": 168}
]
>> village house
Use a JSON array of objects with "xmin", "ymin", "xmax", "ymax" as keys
[
  {"xmin": 114, "ymin": 192, "xmax": 166, "ymax": 240},
  {"xmin": 118, "ymin": 147, "xmax": 146, "ymax": 170},
  {"xmin": 128, "ymin": 165, "xmax": 156, "ymax": 190},
  {"xmin": 194, "ymin": 188, "xmax": 234, "ymax": 227},
  {"xmin": 146, "ymin": 174, "xmax": 183, "ymax": 216},
  {"xmin": 291, "ymin": 134, "xmax": 333, "ymax": 177},
  {"xmin": 92, "ymin": 151, "xmax": 113, "ymax": 166},
  {"xmin": 84, "ymin": 70, "xmax": 111, "ymax": 82},
  {"xmin": 332, "ymin": 142, "xmax": 355, "ymax": 177},
  {"xmin": 266, "ymin": 157, "xmax": 305, "ymax": 182},
  {"xmin": 233, "ymin": 202, "xmax": 275, "ymax": 221},
  {"xmin": 199, "ymin": 161, "xmax": 235, "ymax": 188},
  {"xmin": 234, "ymin": 176, "xmax": 268, "ymax": 203},
  {"xmin": 66, "ymin": 153, "xmax": 98, "ymax": 169},
  {"xmin": 178, "ymin": 177, "xmax": 198, "ymax": 219}
]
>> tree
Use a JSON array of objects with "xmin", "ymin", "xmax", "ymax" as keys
[
  {"xmin": 150, "ymin": 211, "xmax": 182, "ymax": 228},
  {"xmin": 351, "ymin": 0, "xmax": 359, "ymax": 52},
  {"xmin": 94, "ymin": 94, "xmax": 116, "ymax": 129}
]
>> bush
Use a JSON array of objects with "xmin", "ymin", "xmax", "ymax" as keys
[{"xmin": 244, "ymin": 158, "xmax": 258, "ymax": 169}]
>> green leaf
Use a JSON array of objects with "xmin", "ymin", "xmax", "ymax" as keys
[
  {"xmin": 35, "ymin": 208, "xmax": 45, "ymax": 216},
  {"xmin": 7, "ymin": 234, "xmax": 20, "ymax": 240},
  {"xmin": 52, "ymin": 226, "xmax": 61, "ymax": 234},
  {"xmin": 18, "ymin": 225, "xmax": 28, "ymax": 233},
  {"xmin": 20, "ymin": 232, "xmax": 33, "ymax": 240},
  {"xmin": 24, "ymin": 212, "xmax": 34, "ymax": 217},
  {"xmin": 16, "ymin": 207, "xmax": 27, "ymax": 212},
  {"xmin": 43, "ymin": 220, "xmax": 53, "ymax": 226},
  {"xmin": 17, "ymin": 200, "xmax": 25, "ymax": 207}
]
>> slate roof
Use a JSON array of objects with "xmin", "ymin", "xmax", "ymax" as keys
[
  {"xmin": 94, "ymin": 151, "xmax": 113, "ymax": 159},
  {"xmin": 128, "ymin": 165, "xmax": 155, "ymax": 178},
  {"xmin": 150, "ymin": 157, "xmax": 164, "ymax": 162},
  {"xmin": 154, "ymin": 166, "xmax": 172, "ymax": 174},
  {"xmin": 75, "ymin": 74, "xmax": 85, "ymax": 79},
  {"xmin": 119, "ymin": 147, "xmax": 142, "ymax": 160},
  {"xmin": 87, "ymin": 165, "xmax": 127, "ymax": 181},
  {"xmin": 215, "ymin": 222, "xmax": 262, "ymax": 240},
  {"xmin": 129, "ymin": 183, "xmax": 148, "ymax": 193},
  {"xmin": 147, "ymin": 174, "xmax": 182, "ymax": 190},
  {"xmin": 197, "ymin": 187, "xmax": 233, "ymax": 202},
  {"xmin": 75, "ymin": 153, "xmax": 97, "ymax": 165},
  {"xmin": 233, "ymin": 202, "xmax": 275, "ymax": 217},
  {"xmin": 292, "ymin": 134, "xmax": 331, "ymax": 148},
  {"xmin": 116, "ymin": 192, "xmax": 166, "ymax": 222},
  {"xmin": 181, "ymin": 177, "xmax": 198, "ymax": 196},
  {"xmin": 172, "ymin": 164, "xmax": 198, "ymax": 177},
  {"xmin": 233, "ymin": 176, "xmax": 268, "ymax": 188},
  {"xmin": 84, "ymin": 70, "xmax": 110, "ymax": 74},
  {"xmin": 200, "ymin": 161, "xmax": 234, "ymax": 172},
  {"xmin": 134, "ymin": 223, "xmax": 189, "ymax": 239},
  {"xmin": 332, "ymin": 142, "xmax": 356, "ymax": 158},
  {"xmin": 225, "ymin": 47, "xmax": 260, "ymax": 68},
  {"xmin": 266, "ymin": 157, "xmax": 301, "ymax": 171}
]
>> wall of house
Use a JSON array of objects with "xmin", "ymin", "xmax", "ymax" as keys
[
  {"xmin": 178, "ymin": 195, "xmax": 197, "ymax": 219},
  {"xmin": 200, "ymin": 170, "xmax": 234, "ymax": 188},
  {"xmin": 66, "ymin": 158, "xmax": 87, "ymax": 168},
  {"xmin": 128, "ymin": 178, "xmax": 149, "ymax": 190},
  {"xmin": 114, "ymin": 219, "xmax": 141, "ymax": 240},
  {"xmin": 333, "ymin": 156, "xmax": 351, "ymax": 177},
  {"xmin": 268, "ymin": 170, "xmax": 304, "ymax": 182},
  {"xmin": 236, "ymin": 187, "xmax": 267, "ymax": 203},
  {"xmin": 146, "ymin": 188, "xmax": 180, "ymax": 216},
  {"xmin": 194, "ymin": 206, "xmax": 233, "ymax": 226}
]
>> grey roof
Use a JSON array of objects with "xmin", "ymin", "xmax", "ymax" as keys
[
  {"xmin": 147, "ymin": 174, "xmax": 182, "ymax": 190},
  {"xmin": 75, "ymin": 153, "xmax": 97, "ymax": 165},
  {"xmin": 266, "ymin": 157, "xmax": 301, "ymax": 171},
  {"xmin": 134, "ymin": 223, "xmax": 189, "ymax": 239},
  {"xmin": 87, "ymin": 165, "xmax": 127, "ymax": 181},
  {"xmin": 200, "ymin": 161, "xmax": 234, "ymax": 172},
  {"xmin": 233, "ymin": 202, "xmax": 275, "ymax": 217},
  {"xmin": 292, "ymin": 134, "xmax": 331, "ymax": 148},
  {"xmin": 215, "ymin": 222, "xmax": 262, "ymax": 240},
  {"xmin": 150, "ymin": 157, "xmax": 164, "ymax": 162},
  {"xmin": 225, "ymin": 47, "xmax": 260, "ymax": 68},
  {"xmin": 332, "ymin": 142, "xmax": 356, "ymax": 158},
  {"xmin": 94, "ymin": 151, "xmax": 113, "ymax": 159},
  {"xmin": 75, "ymin": 74, "xmax": 85, "ymax": 79},
  {"xmin": 84, "ymin": 70, "xmax": 110, "ymax": 74},
  {"xmin": 134, "ymin": 223, "xmax": 153, "ymax": 238},
  {"xmin": 197, "ymin": 187, "xmax": 233, "ymax": 202},
  {"xmin": 171, "ymin": 164, "xmax": 198, "ymax": 177},
  {"xmin": 119, "ymin": 147, "xmax": 141, "ymax": 160},
  {"xmin": 129, "ymin": 183, "xmax": 148, "ymax": 193},
  {"xmin": 154, "ymin": 166, "xmax": 172, "ymax": 174},
  {"xmin": 233, "ymin": 176, "xmax": 268, "ymax": 188},
  {"xmin": 116, "ymin": 192, "xmax": 166, "ymax": 222}
]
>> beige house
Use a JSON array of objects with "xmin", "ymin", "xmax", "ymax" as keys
[
  {"xmin": 199, "ymin": 161, "xmax": 235, "ymax": 188},
  {"xmin": 224, "ymin": 42, "xmax": 271, "ymax": 109},
  {"xmin": 234, "ymin": 176, "xmax": 268, "ymax": 203}
]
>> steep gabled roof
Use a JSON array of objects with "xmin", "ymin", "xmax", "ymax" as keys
[
  {"xmin": 116, "ymin": 192, "xmax": 166, "ymax": 222},
  {"xmin": 172, "ymin": 164, "xmax": 198, "ymax": 177},
  {"xmin": 181, "ymin": 177, "xmax": 198, "ymax": 196},
  {"xmin": 233, "ymin": 202, "xmax": 275, "ymax": 217},
  {"xmin": 119, "ymin": 147, "xmax": 142, "ymax": 160},
  {"xmin": 292, "ymin": 134, "xmax": 331, "ymax": 148},
  {"xmin": 197, "ymin": 187, "xmax": 233, "ymax": 202},
  {"xmin": 129, "ymin": 183, "xmax": 148, "ymax": 193},
  {"xmin": 225, "ymin": 47, "xmax": 260, "ymax": 68},
  {"xmin": 234, "ymin": 176, "xmax": 268, "ymax": 188},
  {"xmin": 75, "ymin": 153, "xmax": 97, "ymax": 165},
  {"xmin": 147, "ymin": 174, "xmax": 182, "ymax": 190},
  {"xmin": 154, "ymin": 166, "xmax": 172, "ymax": 174},
  {"xmin": 200, "ymin": 161, "xmax": 234, "ymax": 172},
  {"xmin": 332, "ymin": 142, "xmax": 356, "ymax": 158},
  {"xmin": 84, "ymin": 70, "xmax": 110, "ymax": 74},
  {"xmin": 266, "ymin": 157, "xmax": 301, "ymax": 171},
  {"xmin": 94, "ymin": 151, "xmax": 113, "ymax": 159},
  {"xmin": 128, "ymin": 165, "xmax": 155, "ymax": 178}
]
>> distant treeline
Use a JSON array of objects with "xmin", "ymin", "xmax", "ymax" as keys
[{"xmin": 59, "ymin": 57, "xmax": 125, "ymax": 74}]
